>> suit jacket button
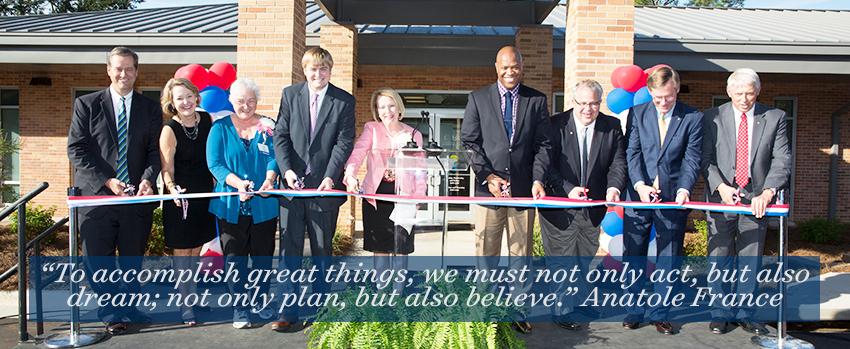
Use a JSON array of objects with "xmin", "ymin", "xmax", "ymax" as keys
[
  {"xmin": 505, "ymin": 167, "xmax": 509, "ymax": 171},
  {"xmin": 508, "ymin": 148, "xmax": 512, "ymax": 152}
]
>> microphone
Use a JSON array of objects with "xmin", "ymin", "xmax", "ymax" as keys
[
  {"xmin": 404, "ymin": 116, "xmax": 422, "ymax": 149},
  {"xmin": 420, "ymin": 110, "xmax": 442, "ymax": 152}
]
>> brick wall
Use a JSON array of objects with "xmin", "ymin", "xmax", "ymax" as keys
[
  {"xmin": 237, "ymin": 0, "xmax": 306, "ymax": 117},
  {"xmin": 516, "ymin": 25, "xmax": 553, "ymax": 110},
  {"xmin": 564, "ymin": 0, "xmax": 635, "ymax": 114}
]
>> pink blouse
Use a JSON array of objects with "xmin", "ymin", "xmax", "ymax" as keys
[{"xmin": 344, "ymin": 121, "xmax": 427, "ymax": 207}]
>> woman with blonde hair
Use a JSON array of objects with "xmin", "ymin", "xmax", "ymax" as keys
[
  {"xmin": 159, "ymin": 77, "xmax": 216, "ymax": 326},
  {"xmin": 344, "ymin": 88, "xmax": 426, "ymax": 288}
]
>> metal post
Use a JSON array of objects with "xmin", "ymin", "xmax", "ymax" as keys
[
  {"xmin": 34, "ymin": 242, "xmax": 44, "ymax": 336},
  {"xmin": 752, "ymin": 190, "xmax": 813, "ymax": 349},
  {"xmin": 44, "ymin": 187, "xmax": 106, "ymax": 348},
  {"xmin": 17, "ymin": 203, "xmax": 29, "ymax": 342}
]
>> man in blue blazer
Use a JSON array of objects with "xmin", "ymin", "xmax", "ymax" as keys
[{"xmin": 621, "ymin": 67, "xmax": 703, "ymax": 335}]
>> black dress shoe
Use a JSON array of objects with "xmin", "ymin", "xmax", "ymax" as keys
[
  {"xmin": 622, "ymin": 314, "xmax": 642, "ymax": 330},
  {"xmin": 738, "ymin": 321, "xmax": 769, "ymax": 335},
  {"xmin": 125, "ymin": 309, "xmax": 152, "ymax": 324},
  {"xmin": 651, "ymin": 321, "xmax": 676, "ymax": 335},
  {"xmin": 105, "ymin": 321, "xmax": 127, "ymax": 335},
  {"xmin": 512, "ymin": 320, "xmax": 532, "ymax": 334},
  {"xmin": 709, "ymin": 320, "xmax": 729, "ymax": 334},
  {"xmin": 555, "ymin": 320, "xmax": 583, "ymax": 331}
]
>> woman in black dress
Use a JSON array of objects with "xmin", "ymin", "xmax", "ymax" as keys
[{"xmin": 159, "ymin": 78, "xmax": 216, "ymax": 326}]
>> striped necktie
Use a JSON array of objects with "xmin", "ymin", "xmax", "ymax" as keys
[{"xmin": 116, "ymin": 96, "xmax": 129, "ymax": 183}]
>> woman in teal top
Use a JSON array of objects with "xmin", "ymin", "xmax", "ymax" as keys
[{"xmin": 206, "ymin": 78, "xmax": 279, "ymax": 329}]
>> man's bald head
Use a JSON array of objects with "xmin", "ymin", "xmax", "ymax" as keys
[{"xmin": 495, "ymin": 46, "xmax": 524, "ymax": 89}]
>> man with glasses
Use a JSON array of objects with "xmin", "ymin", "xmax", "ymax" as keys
[{"xmin": 539, "ymin": 79, "xmax": 627, "ymax": 330}]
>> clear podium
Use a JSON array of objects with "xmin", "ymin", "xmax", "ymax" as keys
[{"xmin": 387, "ymin": 147, "xmax": 472, "ymax": 261}]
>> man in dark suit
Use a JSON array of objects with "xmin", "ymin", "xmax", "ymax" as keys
[
  {"xmin": 272, "ymin": 47, "xmax": 355, "ymax": 331},
  {"xmin": 539, "ymin": 80, "xmax": 626, "ymax": 330},
  {"xmin": 702, "ymin": 68, "xmax": 790, "ymax": 335},
  {"xmin": 67, "ymin": 46, "xmax": 161, "ymax": 334},
  {"xmin": 461, "ymin": 45, "xmax": 551, "ymax": 333},
  {"xmin": 621, "ymin": 66, "xmax": 703, "ymax": 335}
]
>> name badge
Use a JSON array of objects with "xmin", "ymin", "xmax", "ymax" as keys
[{"xmin": 257, "ymin": 143, "xmax": 269, "ymax": 154}]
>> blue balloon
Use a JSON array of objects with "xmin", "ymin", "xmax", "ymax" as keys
[
  {"xmin": 222, "ymin": 100, "xmax": 234, "ymax": 112},
  {"xmin": 633, "ymin": 86, "xmax": 652, "ymax": 106},
  {"xmin": 606, "ymin": 88, "xmax": 635, "ymax": 114},
  {"xmin": 199, "ymin": 86, "xmax": 228, "ymax": 112},
  {"xmin": 601, "ymin": 211, "xmax": 623, "ymax": 237}
]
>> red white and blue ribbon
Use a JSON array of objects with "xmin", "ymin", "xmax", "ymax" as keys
[{"xmin": 67, "ymin": 189, "xmax": 790, "ymax": 217}]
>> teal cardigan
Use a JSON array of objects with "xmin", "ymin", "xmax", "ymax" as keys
[{"xmin": 207, "ymin": 116, "xmax": 279, "ymax": 224}]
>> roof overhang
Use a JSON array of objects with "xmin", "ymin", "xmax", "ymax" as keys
[{"xmin": 315, "ymin": 0, "xmax": 558, "ymax": 25}]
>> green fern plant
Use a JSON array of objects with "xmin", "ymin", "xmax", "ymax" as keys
[{"xmin": 306, "ymin": 276, "xmax": 526, "ymax": 349}]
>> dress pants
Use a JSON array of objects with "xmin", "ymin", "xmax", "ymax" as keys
[
  {"xmin": 79, "ymin": 205, "xmax": 153, "ymax": 323},
  {"xmin": 539, "ymin": 208, "xmax": 599, "ymax": 316},
  {"xmin": 706, "ymin": 186, "xmax": 767, "ymax": 320},
  {"xmin": 277, "ymin": 198, "xmax": 340, "ymax": 322}
]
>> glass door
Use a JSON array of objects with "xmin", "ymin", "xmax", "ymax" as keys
[{"xmin": 402, "ymin": 109, "xmax": 473, "ymax": 223}]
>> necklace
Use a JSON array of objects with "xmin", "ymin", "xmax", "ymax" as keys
[{"xmin": 179, "ymin": 113, "xmax": 199, "ymax": 141}]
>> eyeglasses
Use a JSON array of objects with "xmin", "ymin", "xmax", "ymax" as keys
[{"xmin": 574, "ymin": 100, "xmax": 601, "ymax": 109}]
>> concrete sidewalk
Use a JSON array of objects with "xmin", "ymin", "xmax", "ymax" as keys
[{"xmin": 9, "ymin": 318, "xmax": 796, "ymax": 349}]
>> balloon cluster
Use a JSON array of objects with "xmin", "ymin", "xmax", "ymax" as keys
[
  {"xmin": 606, "ymin": 64, "xmax": 671, "ymax": 114},
  {"xmin": 599, "ymin": 205, "xmax": 657, "ymax": 271},
  {"xmin": 174, "ymin": 62, "xmax": 238, "ymax": 113}
]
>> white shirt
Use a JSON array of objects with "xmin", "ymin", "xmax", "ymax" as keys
[
  {"xmin": 574, "ymin": 115, "xmax": 620, "ymax": 196},
  {"xmin": 732, "ymin": 105, "xmax": 755, "ymax": 175},
  {"xmin": 109, "ymin": 87, "xmax": 132, "ymax": 128},
  {"xmin": 308, "ymin": 84, "xmax": 329, "ymax": 117},
  {"xmin": 573, "ymin": 114, "xmax": 595, "ymax": 159}
]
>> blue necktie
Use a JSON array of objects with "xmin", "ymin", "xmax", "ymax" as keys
[
  {"xmin": 116, "ymin": 96, "xmax": 129, "ymax": 183},
  {"xmin": 503, "ymin": 91, "xmax": 513, "ymax": 141}
]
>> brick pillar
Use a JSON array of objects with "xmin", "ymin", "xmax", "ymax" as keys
[
  {"xmin": 320, "ymin": 23, "xmax": 359, "ymax": 237},
  {"xmin": 237, "ymin": 0, "xmax": 305, "ymax": 117},
  {"xmin": 516, "ymin": 25, "xmax": 553, "ymax": 113},
  {"xmin": 564, "ymin": 0, "xmax": 634, "ymax": 114},
  {"xmin": 320, "ymin": 23, "xmax": 358, "ymax": 94}
]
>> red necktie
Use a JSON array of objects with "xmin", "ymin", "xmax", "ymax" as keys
[{"xmin": 735, "ymin": 112, "xmax": 749, "ymax": 188}]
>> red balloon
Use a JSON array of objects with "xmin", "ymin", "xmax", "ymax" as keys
[
  {"xmin": 174, "ymin": 64, "xmax": 209, "ymax": 91},
  {"xmin": 208, "ymin": 61, "xmax": 237, "ymax": 90},
  {"xmin": 612, "ymin": 65, "xmax": 647, "ymax": 93},
  {"xmin": 610, "ymin": 66, "xmax": 628, "ymax": 89},
  {"xmin": 644, "ymin": 63, "xmax": 672, "ymax": 77}
]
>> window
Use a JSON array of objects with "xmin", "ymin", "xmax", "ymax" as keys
[
  {"xmin": 1, "ymin": 88, "xmax": 20, "ymax": 203},
  {"xmin": 712, "ymin": 96, "xmax": 731, "ymax": 107},
  {"xmin": 773, "ymin": 97, "xmax": 797, "ymax": 210},
  {"xmin": 553, "ymin": 92, "xmax": 565, "ymax": 113}
]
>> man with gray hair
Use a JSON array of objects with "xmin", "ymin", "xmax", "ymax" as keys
[
  {"xmin": 701, "ymin": 68, "xmax": 791, "ymax": 335},
  {"xmin": 539, "ymin": 79, "xmax": 627, "ymax": 330}
]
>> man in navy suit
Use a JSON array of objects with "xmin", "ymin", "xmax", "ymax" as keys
[
  {"xmin": 272, "ymin": 47, "xmax": 355, "ymax": 331},
  {"xmin": 621, "ymin": 67, "xmax": 703, "ymax": 335},
  {"xmin": 67, "ymin": 47, "xmax": 161, "ymax": 334}
]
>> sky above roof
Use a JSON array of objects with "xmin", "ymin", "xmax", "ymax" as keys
[{"xmin": 136, "ymin": 0, "xmax": 850, "ymax": 11}]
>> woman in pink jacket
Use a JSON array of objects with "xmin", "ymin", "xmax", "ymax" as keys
[{"xmin": 344, "ymin": 88, "xmax": 426, "ymax": 260}]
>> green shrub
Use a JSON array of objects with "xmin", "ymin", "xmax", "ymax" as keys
[
  {"xmin": 9, "ymin": 205, "xmax": 58, "ymax": 245},
  {"xmin": 333, "ymin": 229, "xmax": 353, "ymax": 256},
  {"xmin": 146, "ymin": 207, "xmax": 167, "ymax": 256},
  {"xmin": 532, "ymin": 220, "xmax": 545, "ymax": 257},
  {"xmin": 683, "ymin": 219, "xmax": 708, "ymax": 257},
  {"xmin": 799, "ymin": 218, "xmax": 846, "ymax": 244},
  {"xmin": 307, "ymin": 279, "xmax": 525, "ymax": 349}
]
